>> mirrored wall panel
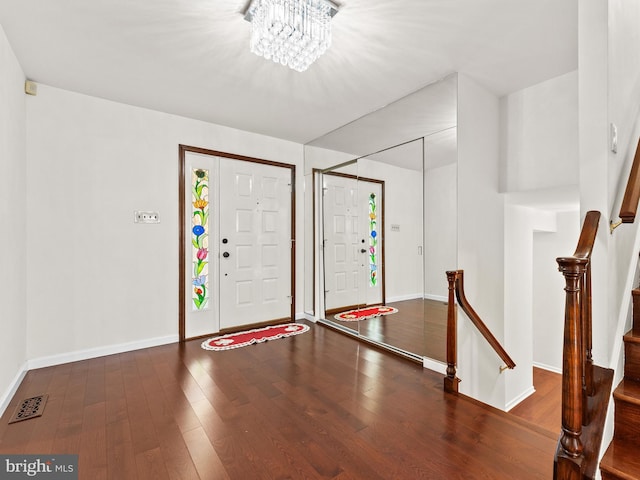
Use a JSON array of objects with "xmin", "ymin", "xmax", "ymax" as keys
[{"xmin": 304, "ymin": 74, "xmax": 457, "ymax": 363}]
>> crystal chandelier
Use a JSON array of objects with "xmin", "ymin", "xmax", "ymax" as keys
[{"xmin": 244, "ymin": 0, "xmax": 339, "ymax": 72}]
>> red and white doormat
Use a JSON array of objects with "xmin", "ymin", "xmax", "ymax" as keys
[
  {"xmin": 201, "ymin": 323, "xmax": 310, "ymax": 351},
  {"xmin": 334, "ymin": 306, "xmax": 398, "ymax": 321}
]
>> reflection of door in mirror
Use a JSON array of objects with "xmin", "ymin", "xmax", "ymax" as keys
[{"xmin": 322, "ymin": 172, "xmax": 384, "ymax": 315}]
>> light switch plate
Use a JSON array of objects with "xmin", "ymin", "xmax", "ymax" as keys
[{"xmin": 134, "ymin": 211, "xmax": 160, "ymax": 224}]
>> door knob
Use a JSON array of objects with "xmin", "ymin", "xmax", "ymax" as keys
[
  {"xmin": 360, "ymin": 248, "xmax": 367, "ymax": 253},
  {"xmin": 223, "ymin": 252, "xmax": 230, "ymax": 258}
]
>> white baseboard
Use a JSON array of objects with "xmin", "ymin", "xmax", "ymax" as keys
[
  {"xmin": 27, "ymin": 335, "xmax": 179, "ymax": 370},
  {"xmin": 386, "ymin": 293, "xmax": 423, "ymax": 303},
  {"xmin": 533, "ymin": 362, "xmax": 562, "ymax": 374},
  {"xmin": 0, "ymin": 362, "xmax": 29, "ymax": 417},
  {"xmin": 423, "ymin": 357, "xmax": 447, "ymax": 375},
  {"xmin": 423, "ymin": 293, "xmax": 448, "ymax": 302},
  {"xmin": 506, "ymin": 385, "xmax": 536, "ymax": 411}
]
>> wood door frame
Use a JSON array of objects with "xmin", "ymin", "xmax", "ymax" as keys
[
  {"xmin": 179, "ymin": 145, "xmax": 296, "ymax": 342},
  {"xmin": 312, "ymin": 168, "xmax": 386, "ymax": 315}
]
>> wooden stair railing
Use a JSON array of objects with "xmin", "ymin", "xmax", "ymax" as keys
[
  {"xmin": 444, "ymin": 269, "xmax": 516, "ymax": 394},
  {"xmin": 555, "ymin": 210, "xmax": 614, "ymax": 480},
  {"xmin": 611, "ymin": 137, "xmax": 640, "ymax": 232}
]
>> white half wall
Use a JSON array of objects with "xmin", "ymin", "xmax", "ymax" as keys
[
  {"xmin": 25, "ymin": 84, "xmax": 304, "ymax": 360},
  {"xmin": 0, "ymin": 25, "xmax": 27, "ymax": 414}
]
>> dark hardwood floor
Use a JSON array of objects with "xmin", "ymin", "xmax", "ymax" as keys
[
  {"xmin": 509, "ymin": 367, "xmax": 562, "ymax": 435},
  {"xmin": 329, "ymin": 298, "xmax": 447, "ymax": 360},
  {"xmin": 0, "ymin": 321, "xmax": 556, "ymax": 479}
]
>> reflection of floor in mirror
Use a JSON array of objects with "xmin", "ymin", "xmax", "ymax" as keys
[{"xmin": 330, "ymin": 298, "xmax": 447, "ymax": 361}]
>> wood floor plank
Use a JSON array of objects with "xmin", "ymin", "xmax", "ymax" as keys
[
  {"xmin": 106, "ymin": 418, "xmax": 137, "ymax": 480},
  {"xmin": 50, "ymin": 361, "xmax": 89, "ymax": 456},
  {"xmin": 79, "ymin": 402, "xmax": 107, "ymax": 480},
  {"xmin": 182, "ymin": 426, "xmax": 230, "ymax": 480},
  {"xmin": 135, "ymin": 447, "xmax": 170, "ymax": 480}
]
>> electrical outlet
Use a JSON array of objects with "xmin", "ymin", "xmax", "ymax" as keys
[{"xmin": 134, "ymin": 211, "xmax": 160, "ymax": 224}]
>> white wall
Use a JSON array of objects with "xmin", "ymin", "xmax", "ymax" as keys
[
  {"xmin": 25, "ymin": 84, "xmax": 304, "ymax": 362},
  {"xmin": 533, "ymin": 209, "xmax": 580, "ymax": 372},
  {"xmin": 0, "ymin": 25, "xmax": 27, "ymax": 413},
  {"xmin": 606, "ymin": 0, "xmax": 640, "ymax": 371},
  {"xmin": 576, "ymin": 0, "xmax": 640, "ymax": 459},
  {"xmin": 500, "ymin": 70, "xmax": 579, "ymax": 193},
  {"xmin": 607, "ymin": 0, "xmax": 640, "ymax": 212},
  {"xmin": 456, "ymin": 74, "xmax": 506, "ymax": 409}
]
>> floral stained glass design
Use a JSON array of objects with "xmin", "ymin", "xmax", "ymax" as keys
[
  {"xmin": 369, "ymin": 192, "xmax": 377, "ymax": 287},
  {"xmin": 192, "ymin": 169, "xmax": 209, "ymax": 310}
]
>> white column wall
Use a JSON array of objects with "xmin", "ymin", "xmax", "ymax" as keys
[
  {"xmin": 25, "ymin": 84, "xmax": 304, "ymax": 362},
  {"xmin": 0, "ymin": 25, "xmax": 27, "ymax": 413},
  {"xmin": 457, "ymin": 74, "xmax": 506, "ymax": 409}
]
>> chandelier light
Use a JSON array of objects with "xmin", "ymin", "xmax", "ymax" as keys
[{"xmin": 244, "ymin": 0, "xmax": 339, "ymax": 72}]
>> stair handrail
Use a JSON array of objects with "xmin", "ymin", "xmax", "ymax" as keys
[
  {"xmin": 555, "ymin": 210, "xmax": 600, "ymax": 479},
  {"xmin": 444, "ymin": 269, "xmax": 516, "ymax": 393},
  {"xmin": 611, "ymin": 137, "xmax": 640, "ymax": 232}
]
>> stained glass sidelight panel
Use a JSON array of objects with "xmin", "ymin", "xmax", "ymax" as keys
[
  {"xmin": 369, "ymin": 192, "xmax": 377, "ymax": 286},
  {"xmin": 192, "ymin": 169, "xmax": 209, "ymax": 310}
]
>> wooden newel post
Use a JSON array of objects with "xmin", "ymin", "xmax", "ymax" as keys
[
  {"xmin": 445, "ymin": 270, "xmax": 461, "ymax": 393},
  {"xmin": 556, "ymin": 256, "xmax": 588, "ymax": 477}
]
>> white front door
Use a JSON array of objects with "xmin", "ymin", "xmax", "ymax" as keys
[
  {"xmin": 219, "ymin": 158, "xmax": 292, "ymax": 329},
  {"xmin": 323, "ymin": 174, "xmax": 383, "ymax": 312},
  {"xmin": 184, "ymin": 151, "xmax": 292, "ymax": 338}
]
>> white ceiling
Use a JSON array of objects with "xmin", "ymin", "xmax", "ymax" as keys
[{"xmin": 0, "ymin": 0, "xmax": 577, "ymax": 144}]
